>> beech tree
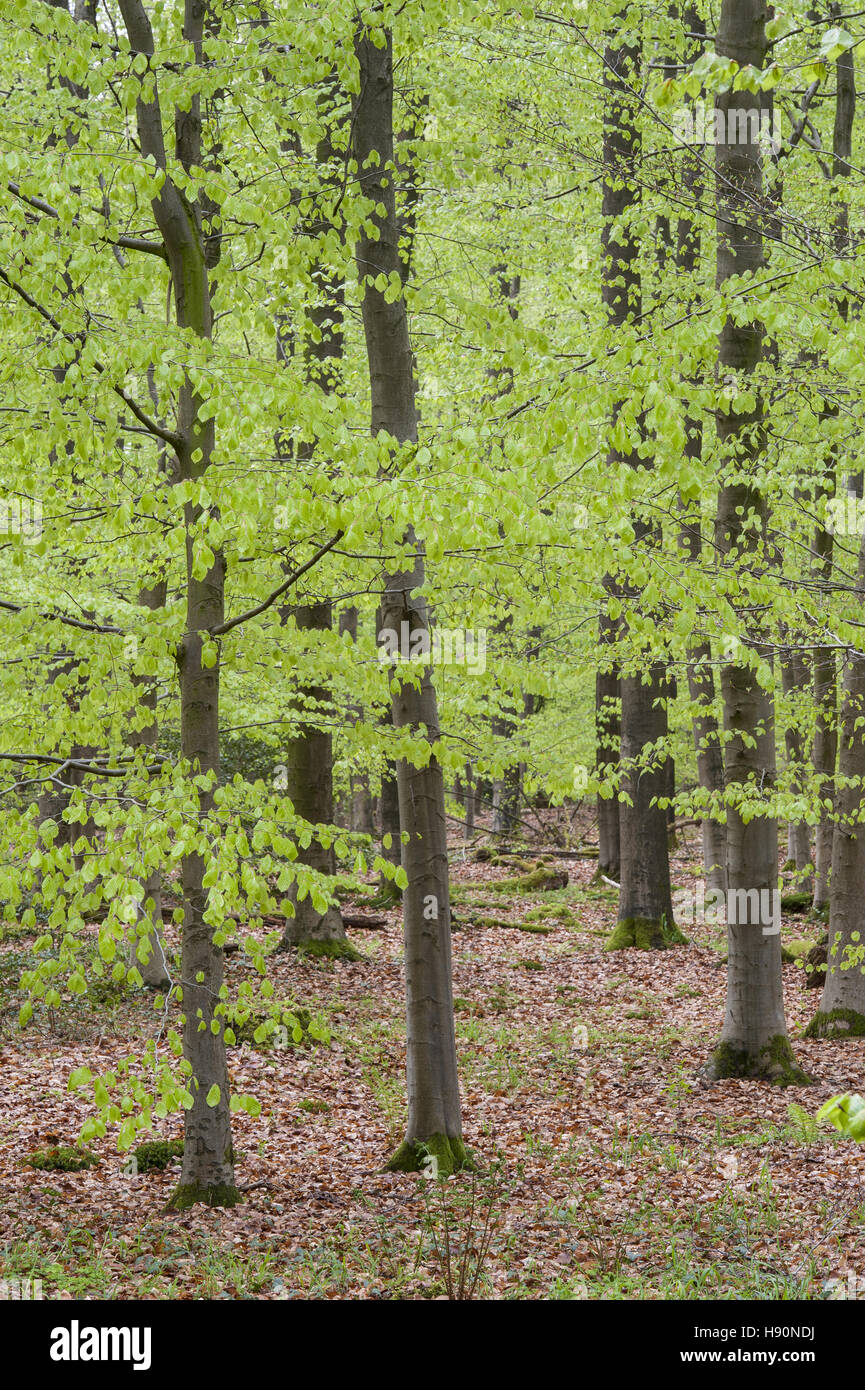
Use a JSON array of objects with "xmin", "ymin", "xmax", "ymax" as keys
[
  {"xmin": 352, "ymin": 20, "xmax": 467, "ymax": 1173},
  {"xmin": 700, "ymin": 0, "xmax": 807, "ymax": 1083}
]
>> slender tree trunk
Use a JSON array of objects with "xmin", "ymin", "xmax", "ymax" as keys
[
  {"xmin": 376, "ymin": 602, "xmax": 403, "ymax": 902},
  {"xmin": 280, "ymin": 603, "xmax": 357, "ymax": 958},
  {"xmin": 463, "ymin": 761, "xmax": 476, "ymax": 841},
  {"xmin": 701, "ymin": 0, "xmax": 808, "ymax": 1084},
  {"xmin": 119, "ymin": 0, "xmax": 239, "ymax": 1205},
  {"xmin": 353, "ymin": 23, "xmax": 466, "ymax": 1173},
  {"xmin": 812, "ymin": 35, "xmax": 853, "ymax": 912},
  {"xmin": 600, "ymin": 11, "xmax": 674, "ymax": 949},
  {"xmin": 812, "ymin": 617, "xmax": 837, "ymax": 913},
  {"xmin": 780, "ymin": 645, "xmax": 813, "ymax": 886},
  {"xmin": 276, "ymin": 97, "xmax": 354, "ymax": 958},
  {"xmin": 676, "ymin": 4, "xmax": 727, "ymax": 894},
  {"xmin": 808, "ymin": 598, "xmax": 865, "ymax": 1037},
  {"xmin": 687, "ymin": 644, "xmax": 728, "ymax": 893},
  {"xmin": 595, "ymin": 613, "xmax": 621, "ymax": 880},
  {"xmin": 129, "ymin": 577, "xmax": 170, "ymax": 989},
  {"xmin": 339, "ymin": 607, "xmax": 376, "ymax": 835},
  {"xmin": 810, "ymin": 40, "xmax": 864, "ymax": 1035}
]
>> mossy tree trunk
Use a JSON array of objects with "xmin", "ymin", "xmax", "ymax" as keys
[
  {"xmin": 119, "ymin": 0, "xmax": 239, "ymax": 1206},
  {"xmin": 701, "ymin": 0, "xmax": 807, "ymax": 1085},
  {"xmin": 353, "ymin": 22, "xmax": 465, "ymax": 1173}
]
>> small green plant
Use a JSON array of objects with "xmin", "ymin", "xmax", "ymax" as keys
[
  {"xmin": 786, "ymin": 1103, "xmax": 819, "ymax": 1145},
  {"xmin": 420, "ymin": 1160, "xmax": 504, "ymax": 1300}
]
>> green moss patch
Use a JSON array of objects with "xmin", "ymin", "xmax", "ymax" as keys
[
  {"xmin": 805, "ymin": 1007, "xmax": 865, "ymax": 1040},
  {"xmin": 26, "ymin": 1145, "xmax": 100, "ymax": 1172},
  {"xmin": 296, "ymin": 937, "xmax": 362, "ymax": 962},
  {"xmin": 702, "ymin": 1035, "xmax": 813, "ymax": 1086},
  {"xmin": 132, "ymin": 1139, "xmax": 184, "ymax": 1172},
  {"xmin": 383, "ymin": 1134, "xmax": 475, "ymax": 1176},
  {"xmin": 604, "ymin": 916, "xmax": 687, "ymax": 951},
  {"xmin": 298, "ymin": 1098, "xmax": 330, "ymax": 1114}
]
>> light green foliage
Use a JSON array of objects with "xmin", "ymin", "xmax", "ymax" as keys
[
  {"xmin": 817, "ymin": 1093, "xmax": 865, "ymax": 1141},
  {"xmin": 0, "ymin": 0, "xmax": 862, "ymax": 1153}
]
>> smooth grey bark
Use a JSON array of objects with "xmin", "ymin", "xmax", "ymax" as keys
[
  {"xmin": 780, "ymin": 646, "xmax": 813, "ymax": 887},
  {"xmin": 702, "ymin": 0, "xmax": 807, "ymax": 1084},
  {"xmin": 687, "ymin": 643, "xmax": 728, "ymax": 893},
  {"xmin": 275, "ymin": 99, "xmax": 353, "ymax": 958},
  {"xmin": 810, "ymin": 44, "xmax": 865, "ymax": 1033},
  {"xmin": 279, "ymin": 602, "xmax": 357, "ymax": 957},
  {"xmin": 338, "ymin": 607, "xmax": 376, "ymax": 835},
  {"xmin": 812, "ymin": 38, "xmax": 854, "ymax": 912},
  {"xmin": 463, "ymin": 761, "xmax": 476, "ymax": 840},
  {"xmin": 600, "ymin": 11, "xmax": 673, "ymax": 948},
  {"xmin": 119, "ymin": 0, "xmax": 238, "ymax": 1205},
  {"xmin": 676, "ymin": 4, "xmax": 727, "ymax": 895},
  {"xmin": 595, "ymin": 613, "xmax": 621, "ymax": 881},
  {"xmin": 808, "ymin": 576, "xmax": 865, "ymax": 1038},
  {"xmin": 353, "ymin": 24, "xmax": 466, "ymax": 1173},
  {"xmin": 375, "ymin": 600, "xmax": 402, "ymax": 898},
  {"xmin": 379, "ymin": 757, "xmax": 402, "ymax": 871},
  {"xmin": 128, "ymin": 576, "xmax": 170, "ymax": 989}
]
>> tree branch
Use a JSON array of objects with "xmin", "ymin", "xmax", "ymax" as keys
[
  {"xmin": 0, "ymin": 266, "xmax": 183, "ymax": 451},
  {"xmin": 211, "ymin": 531, "xmax": 345, "ymax": 637}
]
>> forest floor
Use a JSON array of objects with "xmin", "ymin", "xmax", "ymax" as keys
[{"xmin": 1, "ymin": 817, "xmax": 864, "ymax": 1300}]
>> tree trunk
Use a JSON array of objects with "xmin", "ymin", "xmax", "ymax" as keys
[
  {"xmin": 119, "ymin": 0, "xmax": 239, "ymax": 1206},
  {"xmin": 595, "ymin": 614, "xmax": 621, "ymax": 881},
  {"xmin": 812, "ymin": 37, "xmax": 853, "ymax": 912},
  {"xmin": 276, "ymin": 97, "xmax": 354, "ymax": 959},
  {"xmin": 353, "ymin": 23, "xmax": 466, "ymax": 1173},
  {"xmin": 675, "ymin": 6, "xmax": 727, "ymax": 895},
  {"xmin": 463, "ymin": 761, "xmax": 476, "ymax": 840},
  {"xmin": 279, "ymin": 602, "xmax": 357, "ymax": 959},
  {"xmin": 808, "ymin": 542, "xmax": 865, "ymax": 1038},
  {"xmin": 128, "ymin": 577, "xmax": 170, "ymax": 990},
  {"xmin": 338, "ymin": 607, "xmax": 375, "ymax": 835},
  {"xmin": 599, "ymin": 11, "xmax": 674, "ymax": 949},
  {"xmin": 701, "ymin": 0, "xmax": 808, "ymax": 1085},
  {"xmin": 687, "ymin": 644, "xmax": 728, "ymax": 893},
  {"xmin": 780, "ymin": 645, "xmax": 813, "ymax": 887}
]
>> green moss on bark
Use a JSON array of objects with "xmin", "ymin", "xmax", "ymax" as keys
[
  {"xmin": 604, "ymin": 915, "xmax": 687, "ymax": 951},
  {"xmin": 295, "ymin": 937, "xmax": 362, "ymax": 962},
  {"xmin": 805, "ymin": 1007, "xmax": 865, "ymax": 1039},
  {"xmin": 383, "ymin": 1134, "xmax": 475, "ymax": 1176},
  {"xmin": 165, "ymin": 1181, "xmax": 242, "ymax": 1210},
  {"xmin": 702, "ymin": 1034, "xmax": 813, "ymax": 1086}
]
